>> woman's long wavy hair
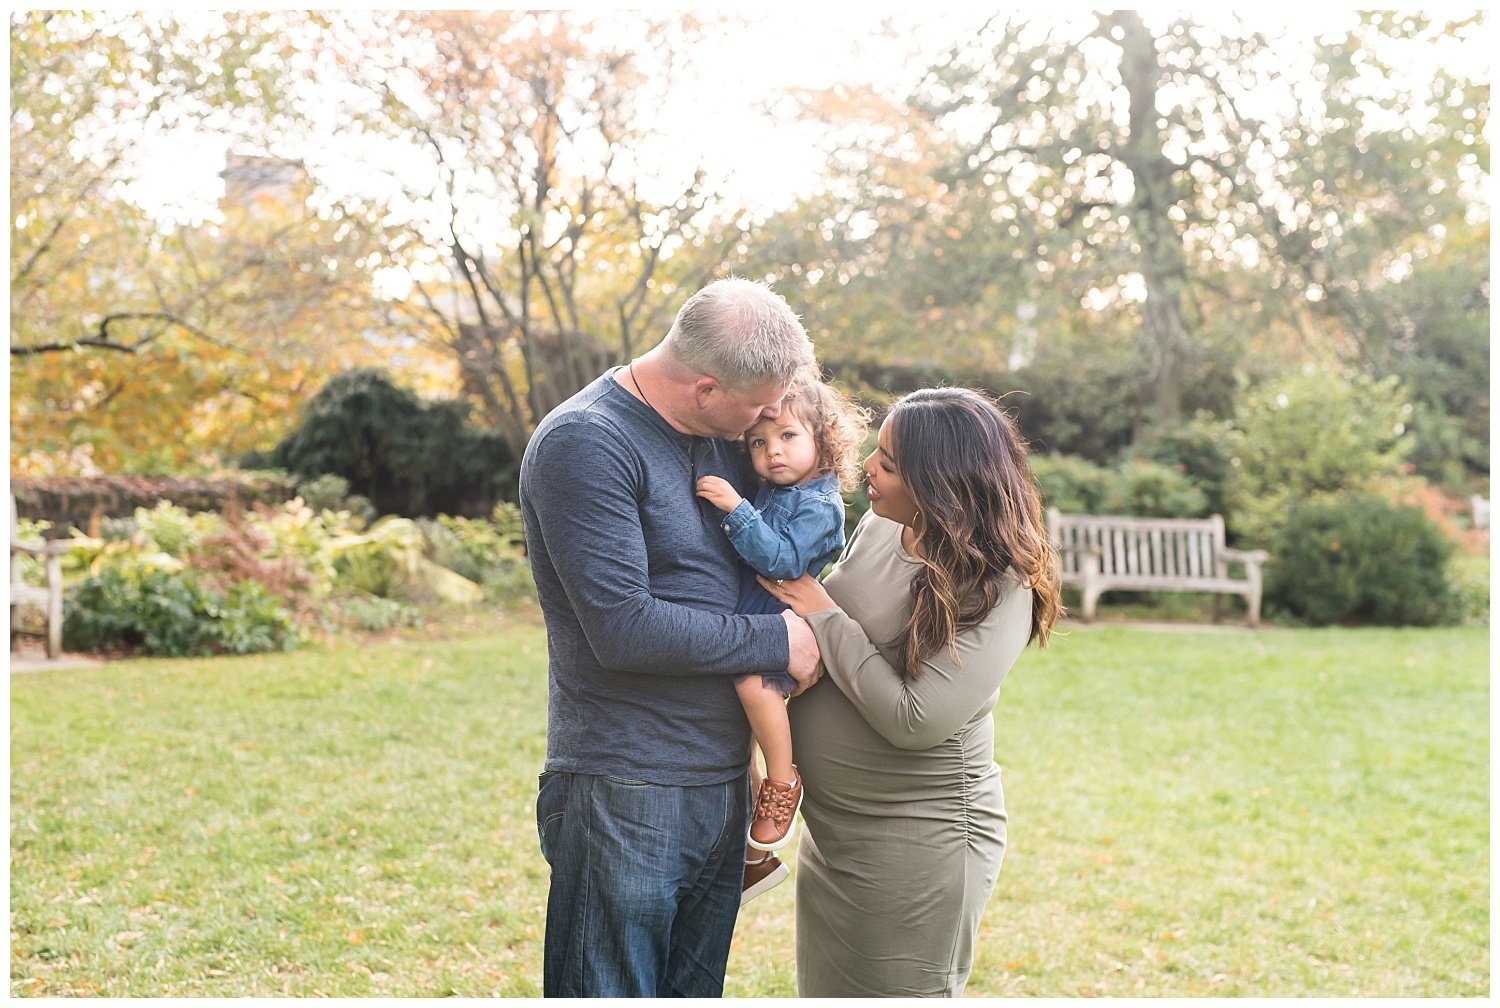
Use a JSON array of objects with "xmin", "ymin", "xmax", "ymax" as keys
[{"xmin": 885, "ymin": 387, "xmax": 1062, "ymax": 677}]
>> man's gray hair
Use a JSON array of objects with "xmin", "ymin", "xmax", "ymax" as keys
[{"xmin": 664, "ymin": 277, "xmax": 815, "ymax": 389}]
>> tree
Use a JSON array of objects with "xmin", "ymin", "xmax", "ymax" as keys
[
  {"xmin": 1266, "ymin": 14, "xmax": 1489, "ymax": 485},
  {"xmin": 11, "ymin": 11, "xmax": 295, "ymax": 359},
  {"xmin": 746, "ymin": 10, "xmax": 1486, "ymax": 475},
  {"xmin": 9, "ymin": 12, "xmax": 424, "ymax": 473},
  {"xmin": 730, "ymin": 17, "xmax": 1277, "ymax": 447},
  {"xmin": 727, "ymin": 78, "xmax": 1052, "ymax": 403},
  {"xmin": 907, "ymin": 12, "xmax": 1336, "ymax": 429},
  {"xmin": 323, "ymin": 11, "xmax": 745, "ymax": 457}
]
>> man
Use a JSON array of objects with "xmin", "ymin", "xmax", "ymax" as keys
[{"xmin": 519, "ymin": 278, "xmax": 823, "ymax": 997}]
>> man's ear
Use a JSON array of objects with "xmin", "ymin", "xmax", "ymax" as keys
[{"xmin": 692, "ymin": 376, "xmax": 721, "ymax": 408}]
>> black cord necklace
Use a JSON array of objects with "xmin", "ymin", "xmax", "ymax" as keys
[
  {"xmin": 628, "ymin": 361, "xmax": 658, "ymax": 416},
  {"xmin": 630, "ymin": 361, "xmax": 703, "ymax": 484}
]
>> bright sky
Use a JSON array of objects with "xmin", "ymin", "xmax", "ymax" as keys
[
  {"xmin": 127, "ymin": 10, "xmax": 994, "ymax": 226},
  {"xmin": 651, "ymin": 9, "xmax": 982, "ymax": 212},
  {"xmin": 125, "ymin": 8, "xmax": 1488, "ymax": 232}
]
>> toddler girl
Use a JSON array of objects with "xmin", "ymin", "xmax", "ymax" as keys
[{"xmin": 695, "ymin": 367, "xmax": 869, "ymax": 900}]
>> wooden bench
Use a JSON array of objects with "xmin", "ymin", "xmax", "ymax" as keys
[
  {"xmin": 10, "ymin": 495, "xmax": 68, "ymax": 659},
  {"xmin": 1047, "ymin": 510, "xmax": 1268, "ymax": 626}
]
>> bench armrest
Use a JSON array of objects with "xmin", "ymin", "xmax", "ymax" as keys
[
  {"xmin": 11, "ymin": 536, "xmax": 71, "ymax": 558},
  {"xmin": 1219, "ymin": 547, "xmax": 1267, "ymax": 564},
  {"xmin": 1219, "ymin": 547, "xmax": 1268, "ymax": 586}
]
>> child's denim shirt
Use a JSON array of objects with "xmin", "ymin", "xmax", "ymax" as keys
[{"xmin": 718, "ymin": 472, "xmax": 846, "ymax": 588}]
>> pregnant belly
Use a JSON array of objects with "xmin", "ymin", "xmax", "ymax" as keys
[{"xmin": 788, "ymin": 677, "xmax": 1002, "ymax": 820}]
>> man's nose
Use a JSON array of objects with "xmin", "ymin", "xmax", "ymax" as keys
[{"xmin": 760, "ymin": 401, "xmax": 782, "ymax": 420}]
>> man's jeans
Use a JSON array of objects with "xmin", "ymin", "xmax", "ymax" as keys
[{"xmin": 536, "ymin": 770, "xmax": 748, "ymax": 997}]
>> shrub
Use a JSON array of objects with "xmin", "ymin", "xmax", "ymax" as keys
[
  {"xmin": 1226, "ymin": 368, "xmax": 1413, "ymax": 546},
  {"xmin": 1265, "ymin": 494, "xmax": 1463, "ymax": 627},
  {"xmin": 329, "ymin": 516, "xmax": 483, "ymax": 605},
  {"xmin": 133, "ymin": 500, "xmax": 220, "ymax": 556},
  {"xmin": 1447, "ymin": 550, "xmax": 1490, "ymax": 626},
  {"xmin": 62, "ymin": 565, "xmax": 298, "ymax": 657},
  {"xmin": 1128, "ymin": 416, "xmax": 1236, "ymax": 519},
  {"xmin": 322, "ymin": 593, "xmax": 422, "ymax": 633},
  {"xmin": 189, "ymin": 503, "xmax": 323, "ymax": 612},
  {"xmin": 1030, "ymin": 454, "xmax": 1113, "ymax": 515},
  {"xmin": 1031, "ymin": 454, "xmax": 1207, "ymax": 519},
  {"xmin": 294, "ymin": 473, "xmax": 375, "ymax": 526},
  {"xmin": 1101, "ymin": 459, "xmax": 1209, "ymax": 518},
  {"xmin": 418, "ymin": 503, "xmax": 533, "ymax": 603},
  {"xmin": 254, "ymin": 369, "xmax": 519, "ymax": 518}
]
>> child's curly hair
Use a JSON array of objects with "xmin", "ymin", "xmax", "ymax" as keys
[{"xmin": 780, "ymin": 366, "xmax": 871, "ymax": 492}]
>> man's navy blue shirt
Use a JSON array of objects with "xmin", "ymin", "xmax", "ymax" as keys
[{"xmin": 519, "ymin": 370, "xmax": 789, "ymax": 785}]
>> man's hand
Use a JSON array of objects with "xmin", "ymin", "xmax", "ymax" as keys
[
  {"xmin": 782, "ymin": 610, "xmax": 823, "ymax": 696},
  {"xmin": 695, "ymin": 475, "xmax": 744, "ymax": 514}
]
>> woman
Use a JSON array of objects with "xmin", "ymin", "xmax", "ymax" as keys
[{"xmin": 762, "ymin": 386, "xmax": 1061, "ymax": 997}]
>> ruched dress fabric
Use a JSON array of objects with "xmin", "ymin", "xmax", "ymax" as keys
[{"xmin": 788, "ymin": 511, "xmax": 1034, "ymax": 997}]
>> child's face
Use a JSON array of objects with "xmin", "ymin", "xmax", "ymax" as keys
[{"xmin": 746, "ymin": 409, "xmax": 821, "ymax": 487}]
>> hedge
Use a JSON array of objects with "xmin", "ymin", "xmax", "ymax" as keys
[{"xmin": 11, "ymin": 473, "xmax": 297, "ymax": 536}]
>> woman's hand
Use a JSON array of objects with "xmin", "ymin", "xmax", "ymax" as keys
[{"xmin": 759, "ymin": 572, "xmax": 836, "ymax": 617}]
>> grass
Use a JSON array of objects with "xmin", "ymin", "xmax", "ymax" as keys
[{"xmin": 9, "ymin": 608, "xmax": 1489, "ymax": 997}]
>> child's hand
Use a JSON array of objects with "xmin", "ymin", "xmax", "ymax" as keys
[{"xmin": 695, "ymin": 475, "xmax": 744, "ymax": 513}]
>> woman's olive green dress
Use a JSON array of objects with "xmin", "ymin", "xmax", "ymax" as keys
[{"xmin": 789, "ymin": 511, "xmax": 1034, "ymax": 997}]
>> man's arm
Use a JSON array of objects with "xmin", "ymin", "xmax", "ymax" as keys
[{"xmin": 524, "ymin": 419, "xmax": 802, "ymax": 677}]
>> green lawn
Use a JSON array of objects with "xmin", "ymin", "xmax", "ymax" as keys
[{"xmin": 10, "ymin": 612, "xmax": 1489, "ymax": 997}]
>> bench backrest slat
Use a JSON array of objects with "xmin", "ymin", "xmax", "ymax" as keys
[{"xmin": 1047, "ymin": 510, "xmax": 1228, "ymax": 580}]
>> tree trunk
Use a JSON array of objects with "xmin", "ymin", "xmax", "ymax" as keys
[{"xmin": 1107, "ymin": 9, "xmax": 1191, "ymax": 428}]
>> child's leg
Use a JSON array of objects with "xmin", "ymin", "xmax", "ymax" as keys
[
  {"xmin": 747, "ymin": 739, "xmax": 765, "ymax": 791},
  {"xmin": 735, "ymin": 676, "xmax": 795, "ymax": 783}
]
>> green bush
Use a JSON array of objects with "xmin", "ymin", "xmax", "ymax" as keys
[
  {"xmin": 134, "ymin": 500, "xmax": 220, "ymax": 556},
  {"xmin": 254, "ymin": 369, "xmax": 519, "ymax": 518},
  {"xmin": 1448, "ymin": 550, "xmax": 1490, "ymax": 626},
  {"xmin": 322, "ymin": 593, "xmax": 422, "ymax": 633},
  {"xmin": 1226, "ymin": 368, "xmax": 1413, "ymax": 546},
  {"xmin": 1031, "ymin": 454, "xmax": 1208, "ymax": 519},
  {"xmin": 1265, "ymin": 494, "xmax": 1463, "ymax": 627},
  {"xmin": 329, "ymin": 516, "xmax": 484, "ymax": 605},
  {"xmin": 1102, "ymin": 459, "xmax": 1209, "ymax": 518},
  {"xmin": 62, "ymin": 565, "xmax": 299, "ymax": 657},
  {"xmin": 419, "ymin": 503, "xmax": 534, "ymax": 603},
  {"xmin": 1128, "ymin": 416, "xmax": 1236, "ymax": 519},
  {"xmin": 56, "ymin": 491, "xmax": 539, "ymax": 658},
  {"xmin": 294, "ymin": 473, "xmax": 376, "ymax": 526},
  {"xmin": 1030, "ymin": 454, "xmax": 1113, "ymax": 514}
]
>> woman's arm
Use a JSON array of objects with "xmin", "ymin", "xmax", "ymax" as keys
[{"xmin": 803, "ymin": 582, "xmax": 1034, "ymax": 749}]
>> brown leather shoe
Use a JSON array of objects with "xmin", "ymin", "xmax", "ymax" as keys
[
  {"xmin": 747, "ymin": 767, "xmax": 802, "ymax": 851},
  {"xmin": 742, "ymin": 851, "xmax": 789, "ymax": 905}
]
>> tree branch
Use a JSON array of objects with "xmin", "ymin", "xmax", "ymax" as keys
[{"xmin": 10, "ymin": 312, "xmax": 220, "ymax": 356}]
